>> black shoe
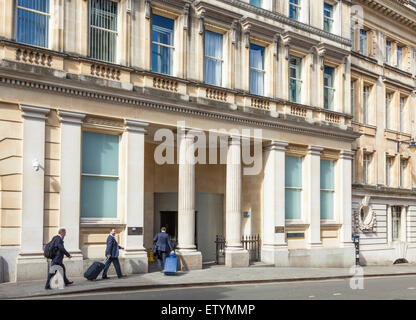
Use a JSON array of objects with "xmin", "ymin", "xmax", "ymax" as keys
[
  {"xmin": 45, "ymin": 285, "xmax": 51, "ymax": 290},
  {"xmin": 65, "ymin": 281, "xmax": 74, "ymax": 286},
  {"xmin": 102, "ymin": 276, "xmax": 109, "ymax": 280},
  {"xmin": 118, "ymin": 275, "xmax": 126, "ymax": 279}
]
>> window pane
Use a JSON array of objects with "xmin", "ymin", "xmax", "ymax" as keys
[
  {"xmin": 152, "ymin": 15, "xmax": 174, "ymax": 46},
  {"xmin": 82, "ymin": 131, "xmax": 119, "ymax": 176},
  {"xmin": 81, "ymin": 176, "xmax": 118, "ymax": 218},
  {"xmin": 89, "ymin": 0, "xmax": 118, "ymax": 62},
  {"xmin": 250, "ymin": 69, "xmax": 264, "ymax": 95},
  {"xmin": 250, "ymin": 44, "xmax": 264, "ymax": 70},
  {"xmin": 320, "ymin": 159, "xmax": 334, "ymax": 190},
  {"xmin": 205, "ymin": 31, "xmax": 223, "ymax": 86},
  {"xmin": 285, "ymin": 189, "xmax": 302, "ymax": 219},
  {"xmin": 285, "ymin": 156, "xmax": 302, "ymax": 188},
  {"xmin": 152, "ymin": 14, "xmax": 174, "ymax": 74},
  {"xmin": 205, "ymin": 31, "xmax": 223, "ymax": 59},
  {"xmin": 320, "ymin": 191, "xmax": 334, "ymax": 220},
  {"xmin": 152, "ymin": 43, "xmax": 173, "ymax": 74},
  {"xmin": 16, "ymin": 0, "xmax": 50, "ymax": 48},
  {"xmin": 250, "ymin": 0, "xmax": 263, "ymax": 7},
  {"xmin": 205, "ymin": 58, "xmax": 222, "ymax": 86}
]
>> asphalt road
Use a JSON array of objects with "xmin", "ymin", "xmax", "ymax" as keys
[{"xmin": 41, "ymin": 275, "xmax": 416, "ymax": 300}]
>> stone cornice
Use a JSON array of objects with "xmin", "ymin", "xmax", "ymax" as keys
[
  {"xmin": 354, "ymin": 0, "xmax": 416, "ymax": 31},
  {"xmin": 20, "ymin": 104, "xmax": 50, "ymax": 120},
  {"xmin": 0, "ymin": 73, "xmax": 360, "ymax": 143},
  {"xmin": 217, "ymin": 0, "xmax": 352, "ymax": 47},
  {"xmin": 124, "ymin": 119, "xmax": 149, "ymax": 134},
  {"xmin": 264, "ymin": 141, "xmax": 289, "ymax": 152},
  {"xmin": 58, "ymin": 110, "xmax": 86, "ymax": 125}
]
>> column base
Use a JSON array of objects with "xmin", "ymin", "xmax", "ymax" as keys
[
  {"xmin": 16, "ymin": 252, "xmax": 48, "ymax": 282},
  {"xmin": 176, "ymin": 251, "xmax": 202, "ymax": 271},
  {"xmin": 225, "ymin": 249, "xmax": 249, "ymax": 268},
  {"xmin": 63, "ymin": 252, "xmax": 84, "ymax": 278},
  {"xmin": 122, "ymin": 250, "xmax": 148, "ymax": 274},
  {"xmin": 261, "ymin": 245, "xmax": 289, "ymax": 267}
]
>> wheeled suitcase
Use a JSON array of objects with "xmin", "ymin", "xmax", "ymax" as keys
[
  {"xmin": 164, "ymin": 253, "xmax": 178, "ymax": 275},
  {"xmin": 84, "ymin": 261, "xmax": 106, "ymax": 280}
]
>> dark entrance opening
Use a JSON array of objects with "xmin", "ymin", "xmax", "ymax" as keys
[{"xmin": 159, "ymin": 211, "xmax": 198, "ymax": 250}]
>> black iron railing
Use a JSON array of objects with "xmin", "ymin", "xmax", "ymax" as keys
[
  {"xmin": 215, "ymin": 234, "xmax": 261, "ymax": 264},
  {"xmin": 215, "ymin": 235, "xmax": 226, "ymax": 265},
  {"xmin": 241, "ymin": 234, "xmax": 261, "ymax": 262}
]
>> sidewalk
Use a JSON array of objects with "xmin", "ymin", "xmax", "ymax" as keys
[{"xmin": 2, "ymin": 263, "xmax": 416, "ymax": 299}]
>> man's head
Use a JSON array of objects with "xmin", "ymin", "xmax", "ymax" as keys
[
  {"xmin": 58, "ymin": 228, "xmax": 66, "ymax": 239},
  {"xmin": 161, "ymin": 227, "xmax": 166, "ymax": 233},
  {"xmin": 110, "ymin": 228, "xmax": 116, "ymax": 236}
]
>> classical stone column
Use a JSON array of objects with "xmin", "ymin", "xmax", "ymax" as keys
[
  {"xmin": 225, "ymin": 136, "xmax": 249, "ymax": 267},
  {"xmin": 176, "ymin": 129, "xmax": 202, "ymax": 270},
  {"xmin": 16, "ymin": 105, "xmax": 50, "ymax": 281},
  {"xmin": 58, "ymin": 110, "xmax": 85, "ymax": 277},
  {"xmin": 122, "ymin": 119, "xmax": 149, "ymax": 274},
  {"xmin": 306, "ymin": 146, "xmax": 323, "ymax": 248},
  {"xmin": 338, "ymin": 150, "xmax": 355, "ymax": 248},
  {"xmin": 262, "ymin": 141, "xmax": 289, "ymax": 266}
]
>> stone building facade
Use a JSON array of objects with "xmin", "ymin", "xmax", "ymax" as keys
[
  {"xmin": 350, "ymin": 0, "xmax": 416, "ymax": 265},
  {"xmin": 0, "ymin": 0, "xmax": 362, "ymax": 282}
]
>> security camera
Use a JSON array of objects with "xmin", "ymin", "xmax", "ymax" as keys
[{"xmin": 32, "ymin": 159, "xmax": 40, "ymax": 172}]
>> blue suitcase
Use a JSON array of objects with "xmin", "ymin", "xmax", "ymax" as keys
[{"xmin": 164, "ymin": 253, "xmax": 178, "ymax": 275}]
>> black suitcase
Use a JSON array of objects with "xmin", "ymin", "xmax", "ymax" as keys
[{"xmin": 84, "ymin": 261, "xmax": 106, "ymax": 280}]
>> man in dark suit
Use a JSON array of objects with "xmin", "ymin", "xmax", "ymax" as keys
[
  {"xmin": 45, "ymin": 228, "xmax": 73, "ymax": 289},
  {"xmin": 153, "ymin": 227, "xmax": 175, "ymax": 272},
  {"xmin": 102, "ymin": 228, "xmax": 125, "ymax": 279}
]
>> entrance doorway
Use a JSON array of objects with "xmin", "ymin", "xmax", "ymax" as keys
[
  {"xmin": 160, "ymin": 211, "xmax": 178, "ymax": 246},
  {"xmin": 159, "ymin": 211, "xmax": 198, "ymax": 249},
  {"xmin": 154, "ymin": 192, "xmax": 223, "ymax": 262}
]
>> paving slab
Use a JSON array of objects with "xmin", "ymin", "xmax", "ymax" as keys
[{"xmin": 1, "ymin": 263, "xmax": 416, "ymax": 299}]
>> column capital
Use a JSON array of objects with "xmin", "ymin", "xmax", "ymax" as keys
[
  {"xmin": 58, "ymin": 110, "xmax": 86, "ymax": 125},
  {"xmin": 340, "ymin": 150, "xmax": 355, "ymax": 160},
  {"xmin": 264, "ymin": 141, "xmax": 288, "ymax": 152},
  {"xmin": 124, "ymin": 119, "xmax": 149, "ymax": 134},
  {"xmin": 228, "ymin": 135, "xmax": 241, "ymax": 145},
  {"xmin": 307, "ymin": 146, "xmax": 324, "ymax": 156},
  {"xmin": 20, "ymin": 104, "xmax": 50, "ymax": 120}
]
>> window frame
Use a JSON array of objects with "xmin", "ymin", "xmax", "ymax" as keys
[
  {"xmin": 363, "ymin": 153, "xmax": 372, "ymax": 184},
  {"xmin": 204, "ymin": 30, "xmax": 224, "ymax": 87},
  {"xmin": 289, "ymin": 54, "xmax": 303, "ymax": 104},
  {"xmin": 363, "ymin": 85, "xmax": 371, "ymax": 125},
  {"xmin": 88, "ymin": 0, "xmax": 119, "ymax": 63},
  {"xmin": 151, "ymin": 13, "xmax": 176, "ymax": 76},
  {"xmin": 80, "ymin": 130, "xmax": 121, "ymax": 223},
  {"xmin": 400, "ymin": 158, "xmax": 408, "ymax": 189},
  {"xmin": 392, "ymin": 206, "xmax": 402, "ymax": 241},
  {"xmin": 289, "ymin": 0, "xmax": 301, "ymax": 21},
  {"xmin": 359, "ymin": 29, "xmax": 368, "ymax": 56},
  {"xmin": 385, "ymin": 156, "xmax": 393, "ymax": 187},
  {"xmin": 320, "ymin": 159, "xmax": 335, "ymax": 221},
  {"xmin": 285, "ymin": 155, "xmax": 303, "ymax": 221},
  {"xmin": 323, "ymin": 3, "xmax": 334, "ymax": 33},
  {"xmin": 324, "ymin": 65, "xmax": 335, "ymax": 110},
  {"xmin": 385, "ymin": 91, "xmax": 393, "ymax": 130},
  {"xmin": 400, "ymin": 96, "xmax": 406, "ymax": 133},
  {"xmin": 16, "ymin": 0, "xmax": 52, "ymax": 49},
  {"xmin": 249, "ymin": 43, "xmax": 266, "ymax": 96}
]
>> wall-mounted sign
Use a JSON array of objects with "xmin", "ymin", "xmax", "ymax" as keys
[
  {"xmin": 128, "ymin": 227, "xmax": 143, "ymax": 235},
  {"xmin": 287, "ymin": 232, "xmax": 304, "ymax": 239},
  {"xmin": 275, "ymin": 226, "xmax": 285, "ymax": 234}
]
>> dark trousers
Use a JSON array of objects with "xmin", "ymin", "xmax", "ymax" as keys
[
  {"xmin": 102, "ymin": 257, "xmax": 122, "ymax": 278},
  {"xmin": 45, "ymin": 262, "xmax": 70, "ymax": 287},
  {"xmin": 156, "ymin": 251, "xmax": 168, "ymax": 270}
]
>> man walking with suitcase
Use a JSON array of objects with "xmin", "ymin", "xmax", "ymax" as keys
[
  {"xmin": 153, "ymin": 227, "xmax": 175, "ymax": 272},
  {"xmin": 45, "ymin": 228, "xmax": 73, "ymax": 289},
  {"xmin": 102, "ymin": 228, "xmax": 125, "ymax": 279}
]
